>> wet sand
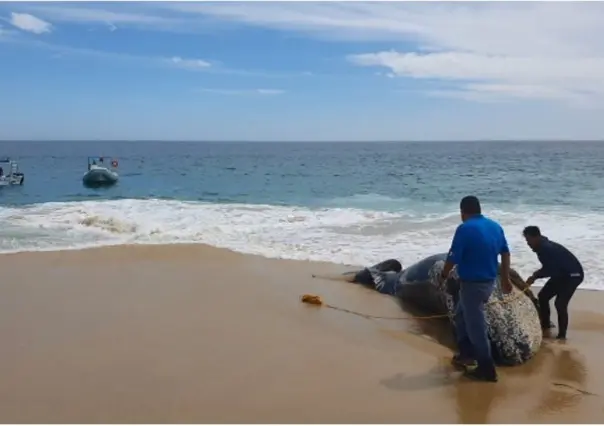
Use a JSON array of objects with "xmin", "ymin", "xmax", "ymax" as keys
[{"xmin": 0, "ymin": 244, "xmax": 603, "ymax": 423}]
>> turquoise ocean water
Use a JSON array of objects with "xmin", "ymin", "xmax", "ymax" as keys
[{"xmin": 0, "ymin": 140, "xmax": 602, "ymax": 289}]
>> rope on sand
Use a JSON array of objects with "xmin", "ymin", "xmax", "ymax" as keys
[
  {"xmin": 300, "ymin": 284, "xmax": 534, "ymax": 321},
  {"xmin": 300, "ymin": 294, "xmax": 448, "ymax": 320}
]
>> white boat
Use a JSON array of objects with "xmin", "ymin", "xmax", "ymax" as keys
[
  {"xmin": 82, "ymin": 156, "xmax": 119, "ymax": 187},
  {"xmin": 0, "ymin": 157, "xmax": 25, "ymax": 187}
]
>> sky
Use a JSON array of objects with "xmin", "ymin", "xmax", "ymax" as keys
[{"xmin": 1, "ymin": 1, "xmax": 604, "ymax": 141}]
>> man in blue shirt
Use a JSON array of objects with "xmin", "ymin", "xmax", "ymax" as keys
[
  {"xmin": 523, "ymin": 226, "xmax": 583, "ymax": 340},
  {"xmin": 438, "ymin": 196, "xmax": 512, "ymax": 382}
]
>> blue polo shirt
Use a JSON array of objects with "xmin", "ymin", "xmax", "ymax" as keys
[{"xmin": 447, "ymin": 215, "xmax": 509, "ymax": 282}]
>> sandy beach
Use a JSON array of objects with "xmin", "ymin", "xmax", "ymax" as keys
[{"xmin": 0, "ymin": 244, "xmax": 603, "ymax": 423}]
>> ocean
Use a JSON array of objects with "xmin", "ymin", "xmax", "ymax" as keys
[{"xmin": 0, "ymin": 140, "xmax": 602, "ymax": 290}]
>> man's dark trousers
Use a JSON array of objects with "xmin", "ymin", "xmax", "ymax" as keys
[
  {"xmin": 454, "ymin": 280, "xmax": 496, "ymax": 372},
  {"xmin": 538, "ymin": 275, "xmax": 583, "ymax": 337}
]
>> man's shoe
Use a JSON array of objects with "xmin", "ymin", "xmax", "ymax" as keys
[
  {"xmin": 451, "ymin": 354, "xmax": 478, "ymax": 371},
  {"xmin": 463, "ymin": 367, "xmax": 498, "ymax": 383}
]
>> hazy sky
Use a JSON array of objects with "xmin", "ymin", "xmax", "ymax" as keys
[{"xmin": 2, "ymin": 1, "xmax": 604, "ymax": 141}]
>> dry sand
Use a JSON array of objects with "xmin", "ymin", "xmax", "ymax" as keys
[{"xmin": 0, "ymin": 244, "xmax": 603, "ymax": 423}]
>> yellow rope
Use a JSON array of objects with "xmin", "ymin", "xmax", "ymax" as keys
[{"xmin": 300, "ymin": 285, "xmax": 534, "ymax": 321}]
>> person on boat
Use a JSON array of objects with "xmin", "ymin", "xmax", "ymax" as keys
[{"xmin": 0, "ymin": 166, "xmax": 3, "ymax": 177}]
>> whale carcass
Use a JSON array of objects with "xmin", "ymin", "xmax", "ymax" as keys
[{"xmin": 349, "ymin": 253, "xmax": 542, "ymax": 366}]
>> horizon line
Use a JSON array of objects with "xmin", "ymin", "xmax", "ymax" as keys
[{"xmin": 2, "ymin": 139, "xmax": 604, "ymax": 143}]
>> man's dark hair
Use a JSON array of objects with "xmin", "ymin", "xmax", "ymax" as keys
[
  {"xmin": 460, "ymin": 196, "xmax": 481, "ymax": 215},
  {"xmin": 523, "ymin": 226, "xmax": 541, "ymax": 237}
]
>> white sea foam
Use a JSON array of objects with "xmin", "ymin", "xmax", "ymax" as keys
[{"xmin": 1, "ymin": 198, "xmax": 602, "ymax": 290}]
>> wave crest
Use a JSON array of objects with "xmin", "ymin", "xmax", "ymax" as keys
[{"xmin": 0, "ymin": 198, "xmax": 601, "ymax": 290}]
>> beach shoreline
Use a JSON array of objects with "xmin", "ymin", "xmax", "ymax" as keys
[{"xmin": 1, "ymin": 243, "xmax": 603, "ymax": 423}]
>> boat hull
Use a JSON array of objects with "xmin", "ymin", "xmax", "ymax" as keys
[
  {"xmin": 82, "ymin": 168, "xmax": 118, "ymax": 187},
  {"xmin": 0, "ymin": 173, "xmax": 24, "ymax": 186}
]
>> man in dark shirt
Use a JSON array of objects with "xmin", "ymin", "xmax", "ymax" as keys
[
  {"xmin": 523, "ymin": 226, "xmax": 584, "ymax": 340},
  {"xmin": 439, "ymin": 196, "xmax": 512, "ymax": 382}
]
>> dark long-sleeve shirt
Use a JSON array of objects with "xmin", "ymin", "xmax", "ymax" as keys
[{"xmin": 532, "ymin": 237, "xmax": 583, "ymax": 280}]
